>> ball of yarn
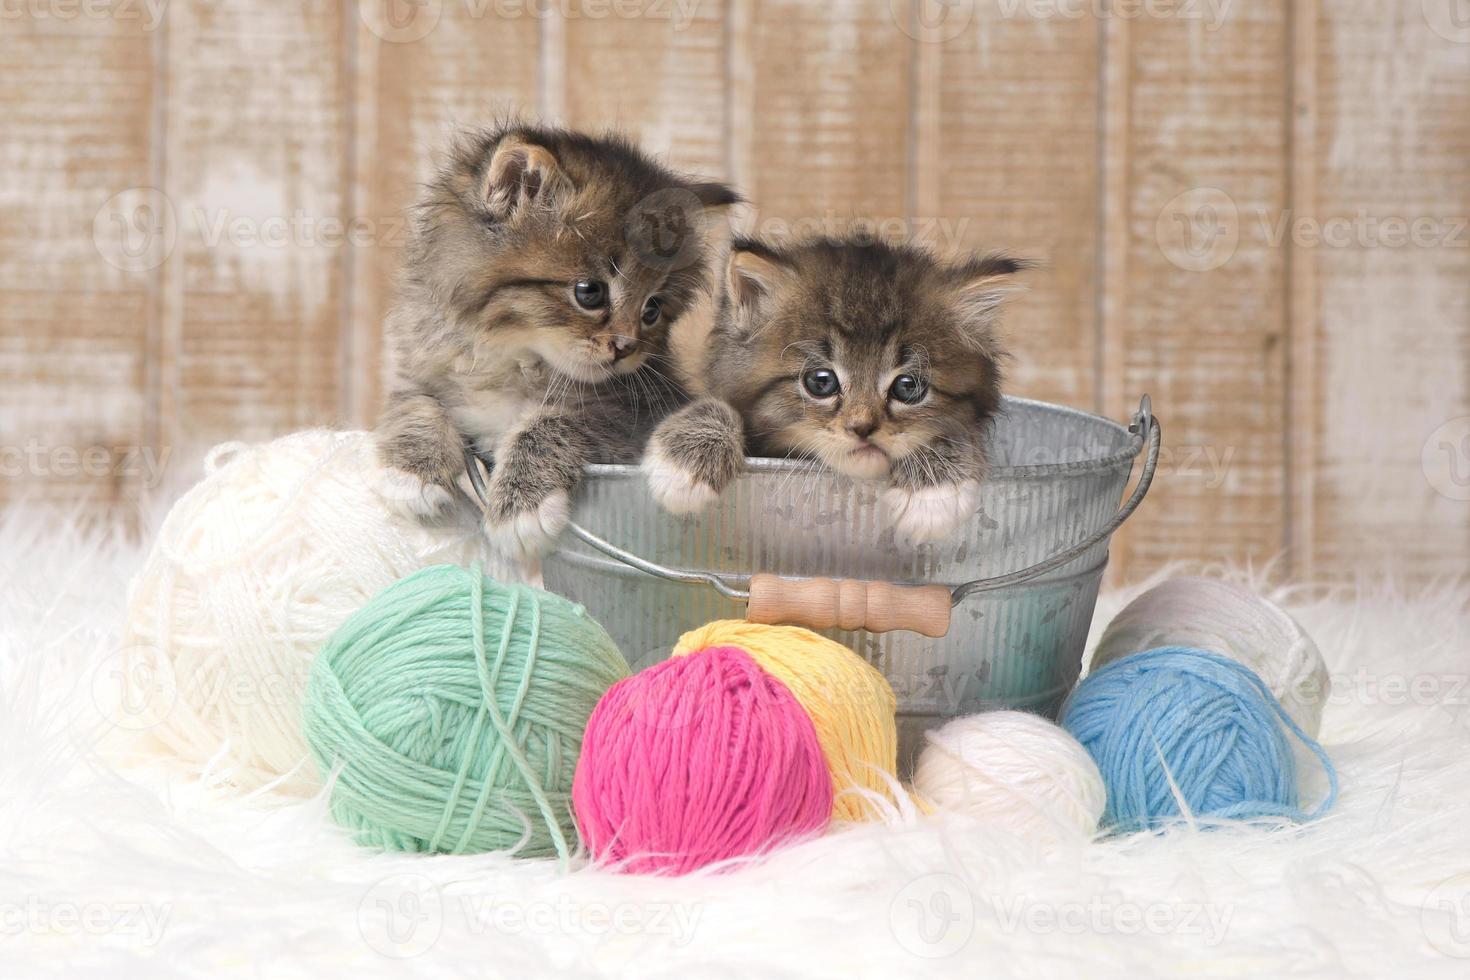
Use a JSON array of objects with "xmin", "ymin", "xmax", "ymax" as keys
[
  {"xmin": 672, "ymin": 621, "xmax": 899, "ymax": 821},
  {"xmin": 1092, "ymin": 577, "xmax": 1329, "ymax": 737},
  {"xmin": 1061, "ymin": 647, "xmax": 1338, "ymax": 833},
  {"xmin": 121, "ymin": 430, "xmax": 488, "ymax": 794},
  {"xmin": 913, "ymin": 711, "xmax": 1106, "ymax": 845},
  {"xmin": 305, "ymin": 564, "xmax": 629, "ymax": 857},
  {"xmin": 572, "ymin": 645, "xmax": 833, "ymax": 875}
]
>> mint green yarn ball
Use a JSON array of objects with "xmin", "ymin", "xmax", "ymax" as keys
[{"xmin": 303, "ymin": 564, "xmax": 629, "ymax": 858}]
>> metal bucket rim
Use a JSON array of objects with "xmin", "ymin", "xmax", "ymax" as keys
[{"xmin": 582, "ymin": 395, "xmax": 1143, "ymax": 481}]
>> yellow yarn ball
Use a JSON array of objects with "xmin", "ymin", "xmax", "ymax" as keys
[{"xmin": 672, "ymin": 620, "xmax": 899, "ymax": 822}]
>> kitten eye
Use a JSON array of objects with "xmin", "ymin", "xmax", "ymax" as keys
[
  {"xmin": 889, "ymin": 374, "xmax": 928, "ymax": 404},
  {"xmin": 573, "ymin": 279, "xmax": 607, "ymax": 310},
  {"xmin": 641, "ymin": 296, "xmax": 662, "ymax": 326},
  {"xmin": 802, "ymin": 368, "xmax": 841, "ymax": 399}
]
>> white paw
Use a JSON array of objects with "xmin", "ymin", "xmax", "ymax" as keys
[
  {"xmin": 372, "ymin": 467, "xmax": 456, "ymax": 520},
  {"xmin": 485, "ymin": 490, "xmax": 571, "ymax": 561},
  {"xmin": 884, "ymin": 480, "xmax": 982, "ymax": 545},
  {"xmin": 643, "ymin": 446, "xmax": 718, "ymax": 515}
]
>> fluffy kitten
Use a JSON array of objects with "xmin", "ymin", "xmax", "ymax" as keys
[
  {"xmin": 645, "ymin": 235, "xmax": 1028, "ymax": 544},
  {"xmin": 375, "ymin": 123, "xmax": 737, "ymax": 558}
]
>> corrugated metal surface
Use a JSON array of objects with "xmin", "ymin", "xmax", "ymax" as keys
[{"xmin": 545, "ymin": 397, "xmax": 1140, "ymax": 769}]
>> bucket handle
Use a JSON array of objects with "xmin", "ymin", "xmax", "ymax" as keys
[{"xmin": 466, "ymin": 396, "xmax": 1161, "ymax": 639}]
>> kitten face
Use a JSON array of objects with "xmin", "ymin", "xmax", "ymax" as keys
[
  {"xmin": 407, "ymin": 125, "xmax": 737, "ymax": 385},
  {"xmin": 707, "ymin": 237, "xmax": 1024, "ymax": 479}
]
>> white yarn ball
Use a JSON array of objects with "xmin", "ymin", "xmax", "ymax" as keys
[
  {"xmin": 913, "ymin": 711, "xmax": 1107, "ymax": 845},
  {"xmin": 1091, "ymin": 576, "xmax": 1329, "ymax": 737},
  {"xmin": 121, "ymin": 429, "xmax": 490, "ymax": 795}
]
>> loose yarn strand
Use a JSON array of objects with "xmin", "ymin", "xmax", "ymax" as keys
[{"xmin": 428, "ymin": 569, "xmax": 494, "ymax": 854}]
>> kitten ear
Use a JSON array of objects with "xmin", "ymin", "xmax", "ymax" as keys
[
  {"xmin": 690, "ymin": 181, "xmax": 742, "ymax": 216},
  {"xmin": 724, "ymin": 240, "xmax": 791, "ymax": 332},
  {"xmin": 950, "ymin": 253, "xmax": 1032, "ymax": 348},
  {"xmin": 483, "ymin": 136, "xmax": 571, "ymax": 218}
]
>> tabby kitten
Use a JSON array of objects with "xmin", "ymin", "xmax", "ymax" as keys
[
  {"xmin": 375, "ymin": 123, "xmax": 737, "ymax": 559},
  {"xmin": 645, "ymin": 235, "xmax": 1028, "ymax": 544}
]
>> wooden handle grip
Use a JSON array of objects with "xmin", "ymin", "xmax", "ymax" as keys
[{"xmin": 745, "ymin": 574, "xmax": 952, "ymax": 638}]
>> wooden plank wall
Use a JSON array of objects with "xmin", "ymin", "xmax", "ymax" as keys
[{"xmin": 3, "ymin": 0, "xmax": 1467, "ymax": 584}]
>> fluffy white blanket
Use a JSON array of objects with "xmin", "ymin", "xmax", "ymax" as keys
[{"xmin": 2, "ymin": 506, "xmax": 1469, "ymax": 979}]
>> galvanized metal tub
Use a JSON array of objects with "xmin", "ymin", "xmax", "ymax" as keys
[{"xmin": 541, "ymin": 396, "xmax": 1160, "ymax": 771}]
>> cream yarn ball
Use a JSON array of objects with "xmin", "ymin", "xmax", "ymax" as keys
[
  {"xmin": 121, "ymin": 429, "xmax": 490, "ymax": 795},
  {"xmin": 913, "ymin": 711, "xmax": 1107, "ymax": 844},
  {"xmin": 1091, "ymin": 577, "xmax": 1329, "ymax": 737}
]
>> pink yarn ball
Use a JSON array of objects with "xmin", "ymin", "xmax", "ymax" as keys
[{"xmin": 572, "ymin": 646, "xmax": 833, "ymax": 875}]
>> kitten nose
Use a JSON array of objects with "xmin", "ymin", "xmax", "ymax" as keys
[
  {"xmin": 845, "ymin": 417, "xmax": 878, "ymax": 439},
  {"xmin": 610, "ymin": 335, "xmax": 638, "ymax": 360}
]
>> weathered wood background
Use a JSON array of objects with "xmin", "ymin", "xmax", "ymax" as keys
[{"xmin": 3, "ymin": 0, "xmax": 1468, "ymax": 584}]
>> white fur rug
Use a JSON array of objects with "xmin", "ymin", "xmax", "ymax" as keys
[{"xmin": 3, "ymin": 505, "xmax": 1470, "ymax": 979}]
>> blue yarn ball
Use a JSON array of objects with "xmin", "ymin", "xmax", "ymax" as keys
[{"xmin": 1060, "ymin": 647, "xmax": 1337, "ymax": 833}]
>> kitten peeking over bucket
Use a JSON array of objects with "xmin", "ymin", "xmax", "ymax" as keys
[
  {"xmin": 647, "ymin": 235, "xmax": 1029, "ymax": 545},
  {"xmin": 373, "ymin": 123, "xmax": 737, "ymax": 559}
]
